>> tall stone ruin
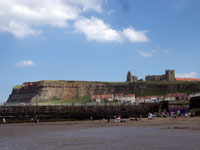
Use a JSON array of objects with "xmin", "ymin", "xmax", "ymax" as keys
[
  {"xmin": 127, "ymin": 71, "xmax": 133, "ymax": 82},
  {"xmin": 145, "ymin": 70, "xmax": 175, "ymax": 81},
  {"xmin": 165, "ymin": 70, "xmax": 175, "ymax": 81},
  {"xmin": 126, "ymin": 71, "xmax": 138, "ymax": 82}
]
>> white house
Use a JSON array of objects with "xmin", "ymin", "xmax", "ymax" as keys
[{"xmin": 115, "ymin": 94, "xmax": 135, "ymax": 103}]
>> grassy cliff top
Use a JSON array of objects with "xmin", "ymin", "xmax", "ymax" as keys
[
  {"xmin": 13, "ymin": 85, "xmax": 23, "ymax": 90},
  {"xmin": 13, "ymin": 80, "xmax": 200, "ymax": 89},
  {"xmin": 40, "ymin": 80, "xmax": 200, "ymax": 85}
]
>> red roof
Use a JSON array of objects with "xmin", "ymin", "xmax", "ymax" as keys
[
  {"xmin": 151, "ymin": 96, "xmax": 160, "ymax": 98},
  {"xmin": 145, "ymin": 96, "xmax": 152, "ymax": 99},
  {"xmin": 136, "ymin": 97, "xmax": 144, "ymax": 101},
  {"xmin": 176, "ymin": 78, "xmax": 200, "ymax": 82},
  {"xmin": 167, "ymin": 93, "xmax": 176, "ymax": 97},
  {"xmin": 92, "ymin": 95, "xmax": 96, "ymax": 99},
  {"xmin": 167, "ymin": 93, "xmax": 186, "ymax": 97},
  {"xmin": 128, "ymin": 94, "xmax": 135, "ymax": 97},
  {"xmin": 96, "ymin": 95, "xmax": 101, "ymax": 99},
  {"xmin": 106, "ymin": 94, "xmax": 113, "ymax": 98},
  {"xmin": 92, "ymin": 94, "xmax": 113, "ymax": 99},
  {"xmin": 115, "ymin": 93, "xmax": 123, "ymax": 97},
  {"xmin": 176, "ymin": 93, "xmax": 186, "ymax": 97}
]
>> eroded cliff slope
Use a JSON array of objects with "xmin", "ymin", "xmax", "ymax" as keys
[{"xmin": 7, "ymin": 80, "xmax": 200, "ymax": 103}]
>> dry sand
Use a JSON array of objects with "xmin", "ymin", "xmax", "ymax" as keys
[{"xmin": 0, "ymin": 117, "xmax": 200, "ymax": 150}]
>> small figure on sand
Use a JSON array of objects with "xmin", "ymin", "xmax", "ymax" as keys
[
  {"xmin": 90, "ymin": 116, "xmax": 93, "ymax": 121},
  {"xmin": 114, "ymin": 116, "xmax": 121, "ymax": 122},
  {"xmin": 107, "ymin": 115, "xmax": 111, "ymax": 123},
  {"xmin": 148, "ymin": 112, "xmax": 153, "ymax": 120},
  {"xmin": 129, "ymin": 116, "xmax": 138, "ymax": 121},
  {"xmin": 2, "ymin": 118, "xmax": 6, "ymax": 124}
]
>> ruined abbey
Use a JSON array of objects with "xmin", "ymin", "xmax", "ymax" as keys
[
  {"xmin": 126, "ymin": 71, "xmax": 138, "ymax": 82},
  {"xmin": 145, "ymin": 70, "xmax": 175, "ymax": 81},
  {"xmin": 127, "ymin": 70, "xmax": 175, "ymax": 82}
]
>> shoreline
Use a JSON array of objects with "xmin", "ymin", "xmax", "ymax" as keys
[
  {"xmin": 1, "ymin": 117, "xmax": 200, "ymax": 150},
  {"xmin": 1, "ymin": 116, "xmax": 200, "ymax": 129}
]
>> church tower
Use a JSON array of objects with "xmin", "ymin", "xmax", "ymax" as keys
[{"xmin": 126, "ymin": 71, "xmax": 133, "ymax": 82}]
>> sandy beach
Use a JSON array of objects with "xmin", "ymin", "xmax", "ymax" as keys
[{"xmin": 0, "ymin": 117, "xmax": 200, "ymax": 150}]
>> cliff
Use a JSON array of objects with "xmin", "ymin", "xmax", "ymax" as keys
[{"xmin": 7, "ymin": 80, "xmax": 200, "ymax": 103}]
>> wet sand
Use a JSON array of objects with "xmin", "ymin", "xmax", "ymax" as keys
[{"xmin": 1, "ymin": 117, "xmax": 200, "ymax": 150}]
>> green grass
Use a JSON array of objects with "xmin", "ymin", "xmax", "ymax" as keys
[
  {"xmin": 13, "ymin": 85, "xmax": 23, "ymax": 90},
  {"xmin": 36, "ymin": 95, "xmax": 91, "ymax": 104},
  {"xmin": 14, "ymin": 80, "xmax": 200, "ymax": 88},
  {"xmin": 38, "ymin": 99, "xmax": 90, "ymax": 104}
]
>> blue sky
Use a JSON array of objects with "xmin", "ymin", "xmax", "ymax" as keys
[{"xmin": 0, "ymin": 0, "xmax": 200, "ymax": 102}]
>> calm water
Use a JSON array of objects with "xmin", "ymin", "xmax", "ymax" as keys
[{"xmin": 1, "ymin": 125, "xmax": 200, "ymax": 150}]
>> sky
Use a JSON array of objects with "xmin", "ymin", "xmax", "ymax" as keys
[{"xmin": 0, "ymin": 0, "xmax": 200, "ymax": 102}]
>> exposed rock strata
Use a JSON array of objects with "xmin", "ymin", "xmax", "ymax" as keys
[{"xmin": 7, "ymin": 80, "xmax": 200, "ymax": 103}]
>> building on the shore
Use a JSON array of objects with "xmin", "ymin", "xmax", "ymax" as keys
[
  {"xmin": 91, "ymin": 93, "xmax": 188, "ymax": 104},
  {"xmin": 165, "ymin": 95, "xmax": 176, "ymax": 101},
  {"xmin": 166, "ymin": 93, "xmax": 187, "ymax": 101},
  {"xmin": 135, "ymin": 97, "xmax": 145, "ymax": 104},
  {"xmin": 91, "ymin": 93, "xmax": 135, "ymax": 103},
  {"xmin": 115, "ymin": 94, "xmax": 135, "ymax": 103},
  {"xmin": 135, "ymin": 93, "xmax": 187, "ymax": 104},
  {"xmin": 135, "ymin": 96, "xmax": 162, "ymax": 104},
  {"xmin": 91, "ymin": 94, "xmax": 113, "ymax": 103}
]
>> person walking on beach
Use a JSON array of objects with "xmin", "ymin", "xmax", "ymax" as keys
[
  {"xmin": 2, "ymin": 118, "xmax": 6, "ymax": 124},
  {"xmin": 90, "ymin": 116, "xmax": 93, "ymax": 121},
  {"xmin": 148, "ymin": 112, "xmax": 153, "ymax": 120},
  {"xmin": 107, "ymin": 115, "xmax": 111, "ymax": 122}
]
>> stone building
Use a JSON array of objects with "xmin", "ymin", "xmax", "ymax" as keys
[
  {"xmin": 91, "ymin": 93, "xmax": 135, "ymax": 103},
  {"xmin": 145, "ymin": 70, "xmax": 175, "ymax": 81},
  {"xmin": 126, "ymin": 71, "xmax": 138, "ymax": 82}
]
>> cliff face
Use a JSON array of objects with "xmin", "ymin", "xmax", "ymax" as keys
[{"xmin": 7, "ymin": 80, "xmax": 200, "ymax": 103}]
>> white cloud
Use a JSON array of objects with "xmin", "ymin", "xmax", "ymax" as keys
[
  {"xmin": 138, "ymin": 50, "xmax": 157, "ymax": 57},
  {"xmin": 137, "ymin": 49, "xmax": 170, "ymax": 57},
  {"xmin": 0, "ymin": 0, "xmax": 102, "ymax": 38},
  {"xmin": 74, "ymin": 16, "xmax": 122, "ymax": 42},
  {"xmin": 176, "ymin": 72, "xmax": 198, "ymax": 78},
  {"xmin": 107, "ymin": 9, "xmax": 114, "ymax": 15},
  {"xmin": 1, "ymin": 20, "xmax": 41, "ymax": 38},
  {"xmin": 0, "ymin": 0, "xmax": 150, "ymax": 43},
  {"xmin": 74, "ymin": 17, "xmax": 149, "ymax": 43},
  {"xmin": 163, "ymin": 49, "xmax": 170, "ymax": 54},
  {"xmin": 68, "ymin": 0, "xmax": 102, "ymax": 13},
  {"xmin": 123, "ymin": 27, "xmax": 149, "ymax": 43},
  {"xmin": 14, "ymin": 60, "xmax": 36, "ymax": 67}
]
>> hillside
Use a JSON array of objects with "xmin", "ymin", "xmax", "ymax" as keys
[{"xmin": 7, "ymin": 80, "xmax": 200, "ymax": 103}]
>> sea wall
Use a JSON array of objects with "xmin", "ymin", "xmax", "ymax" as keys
[{"xmin": 0, "ymin": 103, "xmax": 160, "ymax": 121}]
